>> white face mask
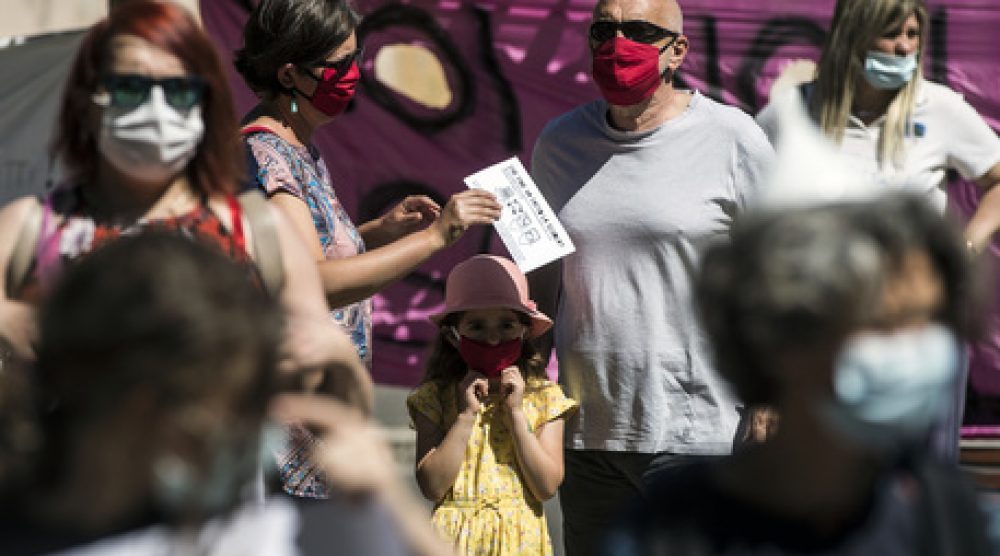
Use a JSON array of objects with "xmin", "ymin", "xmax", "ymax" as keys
[
  {"xmin": 96, "ymin": 85, "xmax": 204, "ymax": 183},
  {"xmin": 862, "ymin": 51, "xmax": 918, "ymax": 90},
  {"xmin": 824, "ymin": 323, "xmax": 960, "ymax": 452}
]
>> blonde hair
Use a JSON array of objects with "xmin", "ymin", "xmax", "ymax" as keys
[{"xmin": 813, "ymin": 0, "xmax": 928, "ymax": 167}]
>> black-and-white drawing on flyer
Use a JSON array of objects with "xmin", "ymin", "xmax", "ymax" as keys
[{"xmin": 464, "ymin": 157, "xmax": 575, "ymax": 272}]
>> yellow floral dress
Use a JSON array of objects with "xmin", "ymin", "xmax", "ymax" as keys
[{"xmin": 407, "ymin": 377, "xmax": 578, "ymax": 555}]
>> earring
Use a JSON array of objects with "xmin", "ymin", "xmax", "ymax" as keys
[{"xmin": 290, "ymin": 97, "xmax": 298, "ymax": 114}]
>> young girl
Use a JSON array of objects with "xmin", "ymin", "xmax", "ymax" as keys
[{"xmin": 407, "ymin": 255, "xmax": 577, "ymax": 555}]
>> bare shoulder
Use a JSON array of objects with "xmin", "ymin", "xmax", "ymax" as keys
[
  {"xmin": 0, "ymin": 196, "xmax": 42, "ymax": 221},
  {"xmin": 0, "ymin": 197, "xmax": 43, "ymax": 249}
]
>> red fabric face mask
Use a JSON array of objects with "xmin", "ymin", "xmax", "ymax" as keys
[
  {"xmin": 457, "ymin": 335, "xmax": 523, "ymax": 378},
  {"xmin": 298, "ymin": 62, "xmax": 360, "ymax": 117},
  {"xmin": 591, "ymin": 37, "xmax": 670, "ymax": 106}
]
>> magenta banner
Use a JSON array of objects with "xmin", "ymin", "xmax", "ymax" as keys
[{"xmin": 201, "ymin": 0, "xmax": 1000, "ymax": 397}]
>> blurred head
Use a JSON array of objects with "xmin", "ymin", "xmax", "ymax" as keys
[
  {"xmin": 32, "ymin": 233, "xmax": 282, "ymax": 525},
  {"xmin": 235, "ymin": 0, "xmax": 360, "ymax": 123},
  {"xmin": 697, "ymin": 194, "xmax": 978, "ymax": 408},
  {"xmin": 53, "ymin": 1, "xmax": 242, "ymax": 195}
]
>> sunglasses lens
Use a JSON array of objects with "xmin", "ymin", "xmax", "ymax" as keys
[
  {"xmin": 332, "ymin": 49, "xmax": 363, "ymax": 73},
  {"xmin": 589, "ymin": 21, "xmax": 615, "ymax": 42},
  {"xmin": 162, "ymin": 78, "xmax": 204, "ymax": 110},
  {"xmin": 312, "ymin": 48, "xmax": 363, "ymax": 75},
  {"xmin": 589, "ymin": 21, "xmax": 672, "ymax": 44},
  {"xmin": 107, "ymin": 76, "xmax": 149, "ymax": 108},
  {"xmin": 103, "ymin": 74, "xmax": 203, "ymax": 110},
  {"xmin": 621, "ymin": 22, "xmax": 654, "ymax": 43},
  {"xmin": 623, "ymin": 21, "xmax": 673, "ymax": 43}
]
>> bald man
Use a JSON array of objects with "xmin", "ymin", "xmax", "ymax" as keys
[{"xmin": 528, "ymin": 0, "xmax": 773, "ymax": 552}]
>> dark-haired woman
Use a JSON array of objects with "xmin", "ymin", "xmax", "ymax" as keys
[{"xmin": 235, "ymin": 0, "xmax": 501, "ymax": 499}]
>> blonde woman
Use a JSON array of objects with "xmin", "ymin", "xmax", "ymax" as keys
[
  {"xmin": 756, "ymin": 0, "xmax": 1000, "ymax": 461},
  {"xmin": 757, "ymin": 0, "xmax": 1000, "ymax": 251}
]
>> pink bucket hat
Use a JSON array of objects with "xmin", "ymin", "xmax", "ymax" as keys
[{"xmin": 429, "ymin": 255, "xmax": 553, "ymax": 339}]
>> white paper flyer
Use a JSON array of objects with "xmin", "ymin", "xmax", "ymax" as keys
[{"xmin": 463, "ymin": 157, "xmax": 575, "ymax": 273}]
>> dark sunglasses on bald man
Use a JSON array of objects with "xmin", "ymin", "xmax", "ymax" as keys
[
  {"xmin": 589, "ymin": 20, "xmax": 678, "ymax": 45},
  {"xmin": 98, "ymin": 73, "xmax": 205, "ymax": 110}
]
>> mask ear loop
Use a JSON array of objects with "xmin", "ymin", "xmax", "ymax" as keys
[{"xmin": 285, "ymin": 65, "xmax": 331, "ymax": 114}]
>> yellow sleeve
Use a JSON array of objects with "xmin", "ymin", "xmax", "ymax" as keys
[
  {"xmin": 525, "ymin": 379, "xmax": 578, "ymax": 432},
  {"xmin": 406, "ymin": 382, "xmax": 444, "ymax": 429}
]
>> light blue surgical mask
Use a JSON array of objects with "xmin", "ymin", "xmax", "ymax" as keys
[
  {"xmin": 862, "ymin": 51, "xmax": 918, "ymax": 90},
  {"xmin": 823, "ymin": 323, "xmax": 960, "ymax": 452},
  {"xmin": 154, "ymin": 430, "xmax": 261, "ymax": 519}
]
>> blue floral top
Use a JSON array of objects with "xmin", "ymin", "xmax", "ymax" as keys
[{"xmin": 244, "ymin": 128, "xmax": 372, "ymax": 498}]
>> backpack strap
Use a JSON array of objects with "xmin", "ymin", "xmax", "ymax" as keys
[
  {"xmin": 5, "ymin": 199, "xmax": 43, "ymax": 299},
  {"xmin": 237, "ymin": 190, "xmax": 285, "ymax": 297},
  {"xmin": 226, "ymin": 193, "xmax": 247, "ymax": 255}
]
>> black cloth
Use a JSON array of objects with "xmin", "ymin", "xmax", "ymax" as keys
[{"xmin": 600, "ymin": 458, "xmax": 994, "ymax": 556}]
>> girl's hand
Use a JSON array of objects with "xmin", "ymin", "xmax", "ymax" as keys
[
  {"xmin": 380, "ymin": 195, "xmax": 441, "ymax": 241},
  {"xmin": 457, "ymin": 370, "xmax": 489, "ymax": 417},
  {"xmin": 433, "ymin": 190, "xmax": 501, "ymax": 247},
  {"xmin": 500, "ymin": 366, "xmax": 525, "ymax": 415}
]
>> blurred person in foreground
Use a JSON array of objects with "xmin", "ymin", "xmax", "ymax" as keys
[
  {"xmin": 602, "ymin": 193, "xmax": 994, "ymax": 555},
  {"xmin": 0, "ymin": 233, "xmax": 450, "ymax": 556}
]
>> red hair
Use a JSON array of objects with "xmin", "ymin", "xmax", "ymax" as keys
[{"xmin": 52, "ymin": 1, "xmax": 242, "ymax": 195}]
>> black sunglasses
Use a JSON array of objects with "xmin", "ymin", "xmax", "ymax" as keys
[
  {"xmin": 311, "ymin": 47, "xmax": 365, "ymax": 75},
  {"xmin": 100, "ymin": 73, "xmax": 205, "ymax": 110},
  {"xmin": 589, "ymin": 20, "xmax": 678, "ymax": 44}
]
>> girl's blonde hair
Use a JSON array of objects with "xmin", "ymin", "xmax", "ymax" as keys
[
  {"xmin": 813, "ymin": 0, "xmax": 928, "ymax": 167},
  {"xmin": 420, "ymin": 312, "xmax": 548, "ymax": 386}
]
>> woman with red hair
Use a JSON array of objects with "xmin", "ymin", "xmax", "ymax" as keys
[{"xmin": 0, "ymin": 1, "xmax": 371, "ymax": 408}]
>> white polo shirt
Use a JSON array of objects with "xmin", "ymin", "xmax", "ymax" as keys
[{"xmin": 757, "ymin": 80, "xmax": 1000, "ymax": 214}]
